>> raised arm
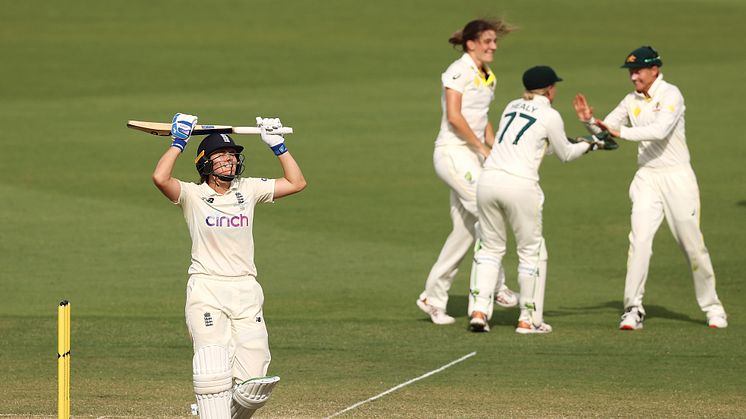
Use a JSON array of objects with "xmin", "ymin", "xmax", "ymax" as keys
[
  {"xmin": 445, "ymin": 88, "xmax": 491, "ymax": 157},
  {"xmin": 152, "ymin": 113, "xmax": 198, "ymax": 202},
  {"xmin": 152, "ymin": 147, "xmax": 182, "ymax": 202},
  {"xmin": 617, "ymin": 88, "xmax": 684, "ymax": 141},
  {"xmin": 574, "ymin": 93, "xmax": 629, "ymax": 137},
  {"xmin": 256, "ymin": 117, "xmax": 307, "ymax": 200}
]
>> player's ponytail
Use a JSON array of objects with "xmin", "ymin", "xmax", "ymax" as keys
[
  {"xmin": 523, "ymin": 87, "xmax": 551, "ymax": 101},
  {"xmin": 449, "ymin": 18, "xmax": 516, "ymax": 51}
]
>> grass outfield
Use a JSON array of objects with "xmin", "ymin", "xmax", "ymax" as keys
[{"xmin": 1, "ymin": 0, "xmax": 745, "ymax": 417}]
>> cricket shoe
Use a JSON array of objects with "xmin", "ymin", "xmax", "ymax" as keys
[
  {"xmin": 515, "ymin": 320, "xmax": 552, "ymax": 334},
  {"xmin": 707, "ymin": 314, "xmax": 728, "ymax": 329},
  {"xmin": 469, "ymin": 311, "xmax": 490, "ymax": 333},
  {"xmin": 416, "ymin": 299, "xmax": 455, "ymax": 325},
  {"xmin": 619, "ymin": 307, "xmax": 643, "ymax": 330},
  {"xmin": 494, "ymin": 286, "xmax": 518, "ymax": 308}
]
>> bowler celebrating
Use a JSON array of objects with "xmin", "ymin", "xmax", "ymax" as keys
[
  {"xmin": 574, "ymin": 46, "xmax": 728, "ymax": 330},
  {"xmin": 417, "ymin": 18, "xmax": 518, "ymax": 326},
  {"xmin": 152, "ymin": 114, "xmax": 307, "ymax": 418}
]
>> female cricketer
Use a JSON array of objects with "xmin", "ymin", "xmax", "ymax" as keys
[
  {"xmin": 152, "ymin": 114, "xmax": 306, "ymax": 418},
  {"xmin": 469, "ymin": 66, "xmax": 611, "ymax": 333},
  {"xmin": 574, "ymin": 46, "xmax": 728, "ymax": 330},
  {"xmin": 417, "ymin": 18, "xmax": 518, "ymax": 325}
]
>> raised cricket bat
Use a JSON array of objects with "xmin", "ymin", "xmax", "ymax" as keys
[{"xmin": 127, "ymin": 120, "xmax": 294, "ymax": 136}]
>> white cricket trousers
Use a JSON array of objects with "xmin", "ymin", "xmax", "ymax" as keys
[
  {"xmin": 419, "ymin": 145, "xmax": 482, "ymax": 310},
  {"xmin": 186, "ymin": 275, "xmax": 271, "ymax": 383},
  {"xmin": 624, "ymin": 164, "xmax": 726, "ymax": 317},
  {"xmin": 472, "ymin": 170, "xmax": 547, "ymax": 324}
]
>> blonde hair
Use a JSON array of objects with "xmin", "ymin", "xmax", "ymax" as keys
[
  {"xmin": 523, "ymin": 87, "xmax": 551, "ymax": 100},
  {"xmin": 448, "ymin": 18, "xmax": 516, "ymax": 51}
]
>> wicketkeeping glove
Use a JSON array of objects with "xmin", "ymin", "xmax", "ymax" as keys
[
  {"xmin": 256, "ymin": 117, "xmax": 288, "ymax": 156},
  {"xmin": 568, "ymin": 131, "xmax": 618, "ymax": 151},
  {"xmin": 170, "ymin": 113, "xmax": 198, "ymax": 152}
]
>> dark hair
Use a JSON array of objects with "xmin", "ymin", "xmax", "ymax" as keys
[{"xmin": 448, "ymin": 18, "xmax": 515, "ymax": 51}]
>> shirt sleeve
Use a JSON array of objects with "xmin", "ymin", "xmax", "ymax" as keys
[
  {"xmin": 176, "ymin": 180, "xmax": 193, "ymax": 208},
  {"xmin": 620, "ymin": 87, "xmax": 685, "ymax": 142},
  {"xmin": 601, "ymin": 98, "xmax": 630, "ymax": 133},
  {"xmin": 441, "ymin": 62, "xmax": 470, "ymax": 93},
  {"xmin": 245, "ymin": 178, "xmax": 275, "ymax": 204},
  {"xmin": 545, "ymin": 111, "xmax": 589, "ymax": 162}
]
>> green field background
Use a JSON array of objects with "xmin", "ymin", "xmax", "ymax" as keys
[{"xmin": 1, "ymin": 0, "xmax": 744, "ymax": 417}]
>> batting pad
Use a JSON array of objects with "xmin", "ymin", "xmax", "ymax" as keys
[
  {"xmin": 231, "ymin": 375, "xmax": 280, "ymax": 419},
  {"xmin": 193, "ymin": 345, "xmax": 233, "ymax": 418}
]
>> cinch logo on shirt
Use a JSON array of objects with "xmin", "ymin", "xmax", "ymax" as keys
[{"xmin": 205, "ymin": 214, "xmax": 250, "ymax": 227}]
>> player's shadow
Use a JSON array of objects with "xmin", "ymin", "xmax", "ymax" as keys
[
  {"xmin": 545, "ymin": 300, "xmax": 701, "ymax": 325},
  {"xmin": 737, "ymin": 200, "xmax": 746, "ymax": 207},
  {"xmin": 445, "ymin": 298, "xmax": 701, "ymax": 325}
]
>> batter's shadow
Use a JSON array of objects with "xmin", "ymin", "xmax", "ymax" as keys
[{"xmin": 448, "ymin": 298, "xmax": 702, "ymax": 325}]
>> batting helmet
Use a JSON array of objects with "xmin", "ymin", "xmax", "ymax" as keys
[{"xmin": 194, "ymin": 133, "xmax": 245, "ymax": 181}]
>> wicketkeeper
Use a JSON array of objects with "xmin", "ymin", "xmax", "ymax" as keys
[
  {"xmin": 574, "ymin": 46, "xmax": 728, "ymax": 330},
  {"xmin": 152, "ymin": 113, "xmax": 307, "ymax": 418},
  {"xmin": 469, "ymin": 66, "xmax": 616, "ymax": 333}
]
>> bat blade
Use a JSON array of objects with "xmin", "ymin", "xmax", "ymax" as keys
[{"xmin": 127, "ymin": 120, "xmax": 293, "ymax": 136}]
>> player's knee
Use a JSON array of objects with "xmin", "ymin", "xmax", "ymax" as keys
[
  {"xmin": 476, "ymin": 252, "xmax": 502, "ymax": 267},
  {"xmin": 193, "ymin": 345, "xmax": 233, "ymax": 395},
  {"xmin": 233, "ymin": 329, "xmax": 271, "ymax": 380},
  {"xmin": 518, "ymin": 263, "xmax": 539, "ymax": 276}
]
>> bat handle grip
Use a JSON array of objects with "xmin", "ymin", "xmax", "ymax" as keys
[{"xmin": 233, "ymin": 127, "xmax": 294, "ymax": 135}]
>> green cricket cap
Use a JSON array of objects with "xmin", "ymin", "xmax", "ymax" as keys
[
  {"xmin": 621, "ymin": 46, "xmax": 662, "ymax": 68},
  {"xmin": 522, "ymin": 65, "xmax": 562, "ymax": 90}
]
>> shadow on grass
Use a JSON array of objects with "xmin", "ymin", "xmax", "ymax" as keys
[
  {"xmin": 445, "ymin": 297, "xmax": 701, "ymax": 325},
  {"xmin": 549, "ymin": 301, "xmax": 702, "ymax": 324}
]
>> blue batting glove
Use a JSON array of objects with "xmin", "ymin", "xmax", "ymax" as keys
[{"xmin": 170, "ymin": 113, "xmax": 198, "ymax": 151}]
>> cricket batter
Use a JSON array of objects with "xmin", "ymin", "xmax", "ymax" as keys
[
  {"xmin": 469, "ymin": 66, "xmax": 614, "ymax": 333},
  {"xmin": 417, "ymin": 18, "xmax": 518, "ymax": 325},
  {"xmin": 574, "ymin": 46, "xmax": 728, "ymax": 330},
  {"xmin": 152, "ymin": 113, "xmax": 307, "ymax": 418}
]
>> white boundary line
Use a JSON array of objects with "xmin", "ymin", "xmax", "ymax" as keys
[{"xmin": 325, "ymin": 351, "xmax": 477, "ymax": 418}]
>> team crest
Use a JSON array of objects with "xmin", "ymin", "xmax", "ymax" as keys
[{"xmin": 626, "ymin": 55, "xmax": 637, "ymax": 63}]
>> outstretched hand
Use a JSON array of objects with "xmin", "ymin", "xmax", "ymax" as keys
[
  {"xmin": 573, "ymin": 94, "xmax": 593, "ymax": 122},
  {"xmin": 593, "ymin": 119, "xmax": 621, "ymax": 138},
  {"xmin": 569, "ymin": 131, "xmax": 619, "ymax": 151}
]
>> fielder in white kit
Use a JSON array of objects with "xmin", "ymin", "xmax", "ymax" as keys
[
  {"xmin": 574, "ymin": 46, "xmax": 728, "ymax": 330},
  {"xmin": 469, "ymin": 66, "xmax": 615, "ymax": 333},
  {"xmin": 417, "ymin": 18, "xmax": 518, "ymax": 325},
  {"xmin": 152, "ymin": 113, "xmax": 307, "ymax": 418}
]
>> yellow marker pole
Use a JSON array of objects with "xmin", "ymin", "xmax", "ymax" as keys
[
  {"xmin": 65, "ymin": 302, "xmax": 71, "ymax": 418},
  {"xmin": 58, "ymin": 300, "xmax": 70, "ymax": 419}
]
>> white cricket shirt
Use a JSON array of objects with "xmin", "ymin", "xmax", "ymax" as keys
[
  {"xmin": 435, "ymin": 53, "xmax": 496, "ymax": 147},
  {"xmin": 177, "ymin": 177, "xmax": 275, "ymax": 278},
  {"xmin": 484, "ymin": 95, "xmax": 589, "ymax": 181},
  {"xmin": 602, "ymin": 75, "xmax": 690, "ymax": 168}
]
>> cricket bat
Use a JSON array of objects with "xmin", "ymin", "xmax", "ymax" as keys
[{"xmin": 127, "ymin": 120, "xmax": 294, "ymax": 136}]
